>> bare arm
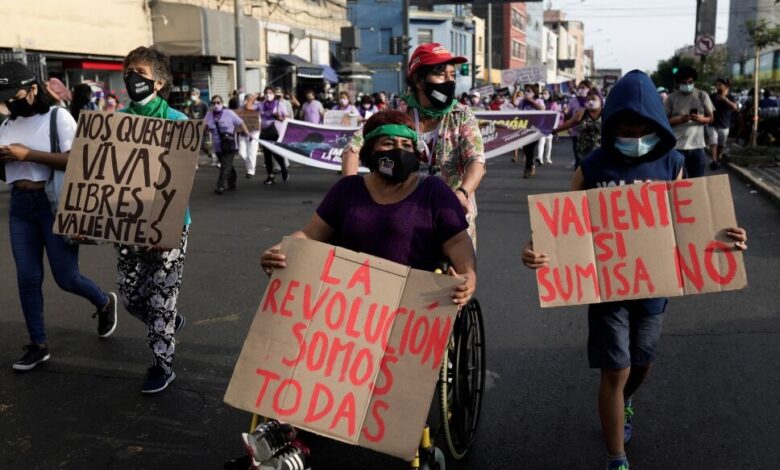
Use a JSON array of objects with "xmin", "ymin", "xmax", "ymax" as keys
[
  {"xmin": 260, "ymin": 213, "xmax": 335, "ymax": 275},
  {"xmin": 553, "ymin": 109, "xmax": 584, "ymax": 134},
  {"xmin": 442, "ymin": 230, "xmax": 477, "ymax": 306},
  {"xmin": 341, "ymin": 147, "xmax": 360, "ymax": 176},
  {"xmin": 0, "ymin": 144, "xmax": 69, "ymax": 170}
]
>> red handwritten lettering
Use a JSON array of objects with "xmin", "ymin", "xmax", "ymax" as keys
[
  {"xmin": 330, "ymin": 392, "xmax": 357, "ymax": 437},
  {"xmin": 347, "ymin": 259, "xmax": 372, "ymax": 295},
  {"xmin": 304, "ymin": 383, "xmax": 334, "ymax": 424},
  {"xmin": 362, "ymin": 400, "xmax": 389, "ymax": 442},
  {"xmin": 671, "ymin": 181, "xmax": 696, "ymax": 224},
  {"xmin": 262, "ymin": 279, "xmax": 282, "ymax": 313},
  {"xmin": 254, "ymin": 368, "xmax": 281, "ymax": 408},
  {"xmin": 320, "ymin": 248, "xmax": 342, "ymax": 285},
  {"xmin": 610, "ymin": 190, "xmax": 629, "ymax": 230},
  {"xmin": 272, "ymin": 379, "xmax": 301, "ymax": 417},
  {"xmin": 279, "ymin": 280, "xmax": 300, "ymax": 317},
  {"xmin": 633, "ymin": 257, "xmax": 655, "ymax": 294},
  {"xmin": 704, "ymin": 240, "xmax": 738, "ymax": 286},
  {"xmin": 536, "ymin": 199, "xmax": 560, "ymax": 237}
]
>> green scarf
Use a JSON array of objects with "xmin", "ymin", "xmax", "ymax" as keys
[
  {"xmin": 403, "ymin": 93, "xmax": 457, "ymax": 119},
  {"xmin": 124, "ymin": 96, "xmax": 170, "ymax": 118}
]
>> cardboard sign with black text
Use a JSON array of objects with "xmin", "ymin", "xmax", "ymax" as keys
[
  {"xmin": 224, "ymin": 238, "xmax": 461, "ymax": 459},
  {"xmin": 53, "ymin": 111, "xmax": 203, "ymax": 248},
  {"xmin": 528, "ymin": 175, "xmax": 747, "ymax": 307}
]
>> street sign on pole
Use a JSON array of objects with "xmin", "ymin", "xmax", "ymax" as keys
[
  {"xmin": 695, "ymin": 34, "xmax": 716, "ymax": 55},
  {"xmin": 694, "ymin": 0, "xmax": 717, "ymax": 56}
]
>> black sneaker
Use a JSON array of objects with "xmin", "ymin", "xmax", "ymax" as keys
[
  {"xmin": 174, "ymin": 314, "xmax": 186, "ymax": 335},
  {"xmin": 709, "ymin": 161, "xmax": 721, "ymax": 170},
  {"xmin": 93, "ymin": 292, "xmax": 118, "ymax": 338},
  {"xmin": 241, "ymin": 420, "xmax": 297, "ymax": 464},
  {"xmin": 12, "ymin": 345, "xmax": 51, "ymax": 371},
  {"xmin": 282, "ymin": 172, "xmax": 290, "ymax": 182},
  {"xmin": 141, "ymin": 365, "xmax": 176, "ymax": 394},
  {"xmin": 215, "ymin": 187, "xmax": 225, "ymax": 195},
  {"xmin": 263, "ymin": 441, "xmax": 309, "ymax": 470},
  {"xmin": 264, "ymin": 176, "xmax": 275, "ymax": 185}
]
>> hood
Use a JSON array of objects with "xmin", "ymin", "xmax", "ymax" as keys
[{"xmin": 601, "ymin": 70, "xmax": 676, "ymax": 160}]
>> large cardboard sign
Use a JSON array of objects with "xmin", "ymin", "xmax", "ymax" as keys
[
  {"xmin": 324, "ymin": 110, "xmax": 360, "ymax": 127},
  {"xmin": 53, "ymin": 111, "xmax": 203, "ymax": 248},
  {"xmin": 528, "ymin": 175, "xmax": 747, "ymax": 307},
  {"xmin": 224, "ymin": 238, "xmax": 461, "ymax": 459},
  {"xmin": 236, "ymin": 109, "xmax": 261, "ymax": 132}
]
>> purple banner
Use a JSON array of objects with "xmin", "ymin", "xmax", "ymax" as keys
[
  {"xmin": 257, "ymin": 120, "xmax": 366, "ymax": 173},
  {"xmin": 474, "ymin": 111, "xmax": 560, "ymax": 159}
]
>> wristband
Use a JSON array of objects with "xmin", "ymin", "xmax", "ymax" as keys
[{"xmin": 456, "ymin": 186, "xmax": 469, "ymax": 199}]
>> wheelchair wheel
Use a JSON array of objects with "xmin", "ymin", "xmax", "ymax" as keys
[{"xmin": 438, "ymin": 297, "xmax": 486, "ymax": 460}]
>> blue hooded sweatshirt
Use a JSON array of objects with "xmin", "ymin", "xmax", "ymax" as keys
[{"xmin": 580, "ymin": 70, "xmax": 684, "ymax": 189}]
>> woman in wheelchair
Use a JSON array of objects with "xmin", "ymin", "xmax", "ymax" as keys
[{"xmin": 245, "ymin": 111, "xmax": 477, "ymax": 469}]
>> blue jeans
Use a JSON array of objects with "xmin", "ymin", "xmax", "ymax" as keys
[
  {"xmin": 9, "ymin": 187, "xmax": 108, "ymax": 345},
  {"xmin": 680, "ymin": 148, "xmax": 707, "ymax": 178}
]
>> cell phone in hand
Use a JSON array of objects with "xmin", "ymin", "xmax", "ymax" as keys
[{"xmin": 689, "ymin": 108, "xmax": 698, "ymax": 116}]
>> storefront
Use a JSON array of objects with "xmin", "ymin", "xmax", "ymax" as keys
[{"xmin": 267, "ymin": 54, "xmax": 339, "ymax": 99}]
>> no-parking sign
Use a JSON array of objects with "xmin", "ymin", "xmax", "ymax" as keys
[{"xmin": 695, "ymin": 34, "xmax": 716, "ymax": 55}]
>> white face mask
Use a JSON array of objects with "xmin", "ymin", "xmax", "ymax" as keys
[
  {"xmin": 577, "ymin": 88, "xmax": 589, "ymax": 97},
  {"xmin": 585, "ymin": 99, "xmax": 601, "ymax": 110},
  {"xmin": 340, "ymin": 98, "xmax": 349, "ymax": 106},
  {"xmin": 265, "ymin": 93, "xmax": 275, "ymax": 101},
  {"xmin": 615, "ymin": 133, "xmax": 661, "ymax": 158},
  {"xmin": 679, "ymin": 83, "xmax": 694, "ymax": 94},
  {"xmin": 190, "ymin": 94, "xmax": 198, "ymax": 101},
  {"xmin": 542, "ymin": 94, "xmax": 550, "ymax": 100}
]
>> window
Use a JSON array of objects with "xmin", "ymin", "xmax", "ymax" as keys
[
  {"xmin": 379, "ymin": 28, "xmax": 392, "ymax": 53},
  {"xmin": 511, "ymin": 9, "xmax": 526, "ymax": 31},
  {"xmin": 511, "ymin": 40, "xmax": 526, "ymax": 60},
  {"xmin": 418, "ymin": 29, "xmax": 433, "ymax": 45}
]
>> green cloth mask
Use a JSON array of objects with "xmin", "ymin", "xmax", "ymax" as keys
[
  {"xmin": 124, "ymin": 96, "xmax": 170, "ymax": 119},
  {"xmin": 403, "ymin": 93, "xmax": 457, "ymax": 119}
]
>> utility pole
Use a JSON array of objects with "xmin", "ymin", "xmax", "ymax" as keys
[
  {"xmin": 235, "ymin": 0, "xmax": 246, "ymax": 94},
  {"xmin": 401, "ymin": 0, "xmax": 410, "ymax": 94},
  {"xmin": 487, "ymin": 2, "xmax": 492, "ymax": 85}
]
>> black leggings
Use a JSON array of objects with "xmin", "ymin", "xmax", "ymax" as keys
[
  {"xmin": 260, "ymin": 126, "xmax": 288, "ymax": 178},
  {"xmin": 524, "ymin": 141, "xmax": 539, "ymax": 171}
]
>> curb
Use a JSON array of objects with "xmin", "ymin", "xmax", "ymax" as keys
[{"xmin": 726, "ymin": 162, "xmax": 780, "ymax": 208}]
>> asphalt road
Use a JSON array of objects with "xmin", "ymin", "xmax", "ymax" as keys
[{"xmin": 1, "ymin": 140, "xmax": 778, "ymax": 470}]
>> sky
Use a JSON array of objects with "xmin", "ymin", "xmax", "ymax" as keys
[{"xmin": 546, "ymin": 0, "xmax": 732, "ymax": 73}]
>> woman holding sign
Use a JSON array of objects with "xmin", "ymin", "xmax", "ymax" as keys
[
  {"xmin": 115, "ymin": 46, "xmax": 192, "ymax": 394},
  {"xmin": 0, "ymin": 61, "xmax": 116, "ymax": 371},
  {"xmin": 249, "ymin": 111, "xmax": 477, "ymax": 469},
  {"xmin": 522, "ymin": 70, "xmax": 747, "ymax": 470}
]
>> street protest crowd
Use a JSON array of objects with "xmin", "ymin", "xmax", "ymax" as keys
[{"xmin": 0, "ymin": 41, "xmax": 751, "ymax": 470}]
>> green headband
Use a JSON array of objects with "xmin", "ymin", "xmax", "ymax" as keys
[{"xmin": 363, "ymin": 124, "xmax": 418, "ymax": 144}]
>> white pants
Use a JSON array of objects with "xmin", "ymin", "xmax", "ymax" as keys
[
  {"xmin": 238, "ymin": 131, "xmax": 260, "ymax": 175},
  {"xmin": 536, "ymin": 135, "xmax": 553, "ymax": 163}
]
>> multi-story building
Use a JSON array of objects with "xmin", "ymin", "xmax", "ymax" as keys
[
  {"xmin": 152, "ymin": 0, "xmax": 348, "ymax": 106},
  {"xmin": 542, "ymin": 24, "xmax": 559, "ymax": 83},
  {"xmin": 0, "ymin": 0, "xmax": 349, "ymax": 109},
  {"xmin": 0, "ymin": 0, "xmax": 152, "ymax": 103},
  {"xmin": 525, "ymin": 1, "xmax": 545, "ymax": 68},
  {"xmin": 726, "ymin": 0, "xmax": 779, "ymax": 85},
  {"xmin": 409, "ymin": 4, "xmax": 478, "ymax": 94},
  {"xmin": 543, "ymin": 9, "xmax": 586, "ymax": 83},
  {"xmin": 473, "ymin": 2, "xmax": 528, "ymax": 84},
  {"xmin": 584, "ymin": 48, "xmax": 595, "ymax": 81},
  {"xmin": 346, "ymin": 0, "xmax": 404, "ymax": 95}
]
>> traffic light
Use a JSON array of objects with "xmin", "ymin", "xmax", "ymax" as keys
[
  {"xmin": 460, "ymin": 63, "xmax": 470, "ymax": 76},
  {"xmin": 672, "ymin": 55, "xmax": 680, "ymax": 75},
  {"xmin": 400, "ymin": 36, "xmax": 412, "ymax": 53},
  {"xmin": 389, "ymin": 36, "xmax": 398, "ymax": 55}
]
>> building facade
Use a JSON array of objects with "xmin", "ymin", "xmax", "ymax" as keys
[
  {"xmin": 525, "ymin": 1, "xmax": 545, "ymax": 68},
  {"xmin": 726, "ymin": 0, "xmax": 779, "ymax": 86},
  {"xmin": 542, "ymin": 24, "xmax": 559, "ymax": 83},
  {"xmin": 346, "ymin": 0, "xmax": 404, "ymax": 95}
]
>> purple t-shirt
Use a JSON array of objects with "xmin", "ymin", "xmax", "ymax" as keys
[
  {"xmin": 567, "ymin": 96, "xmax": 586, "ymax": 136},
  {"xmin": 205, "ymin": 109, "xmax": 244, "ymax": 153},
  {"xmin": 301, "ymin": 100, "xmax": 324, "ymax": 124},
  {"xmin": 316, "ymin": 175, "xmax": 468, "ymax": 271}
]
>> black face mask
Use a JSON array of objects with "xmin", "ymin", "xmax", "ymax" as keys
[
  {"xmin": 6, "ymin": 96, "xmax": 35, "ymax": 118},
  {"xmin": 368, "ymin": 148, "xmax": 420, "ymax": 183},
  {"xmin": 423, "ymin": 80, "xmax": 456, "ymax": 109},
  {"xmin": 124, "ymin": 71, "xmax": 156, "ymax": 103}
]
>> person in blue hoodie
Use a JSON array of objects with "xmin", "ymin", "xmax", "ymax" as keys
[{"xmin": 522, "ymin": 70, "xmax": 748, "ymax": 470}]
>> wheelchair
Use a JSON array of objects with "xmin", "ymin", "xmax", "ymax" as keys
[{"xmin": 413, "ymin": 296, "xmax": 486, "ymax": 470}]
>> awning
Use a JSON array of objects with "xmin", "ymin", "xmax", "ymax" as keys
[
  {"xmin": 322, "ymin": 65, "xmax": 339, "ymax": 84},
  {"xmin": 269, "ymin": 54, "xmax": 335, "ymax": 81},
  {"xmin": 151, "ymin": 2, "xmax": 260, "ymax": 60}
]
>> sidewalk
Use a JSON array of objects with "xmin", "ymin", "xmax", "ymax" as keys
[{"xmin": 725, "ymin": 151, "xmax": 780, "ymax": 207}]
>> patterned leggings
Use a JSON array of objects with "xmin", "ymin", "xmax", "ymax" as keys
[{"xmin": 116, "ymin": 227, "xmax": 188, "ymax": 374}]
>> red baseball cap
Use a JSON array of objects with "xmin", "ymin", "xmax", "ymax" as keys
[{"xmin": 408, "ymin": 43, "xmax": 467, "ymax": 78}]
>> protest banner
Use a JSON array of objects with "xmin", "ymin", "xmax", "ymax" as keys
[
  {"xmin": 474, "ymin": 110, "xmax": 560, "ymax": 159},
  {"xmin": 500, "ymin": 66, "xmax": 545, "ymax": 87},
  {"xmin": 324, "ymin": 110, "xmax": 361, "ymax": 127},
  {"xmin": 470, "ymin": 84, "xmax": 495, "ymax": 97},
  {"xmin": 258, "ymin": 119, "xmax": 368, "ymax": 173},
  {"xmin": 528, "ymin": 175, "xmax": 747, "ymax": 307},
  {"xmin": 224, "ymin": 238, "xmax": 461, "ymax": 459},
  {"xmin": 236, "ymin": 109, "xmax": 261, "ymax": 132},
  {"xmin": 53, "ymin": 111, "xmax": 203, "ymax": 248}
]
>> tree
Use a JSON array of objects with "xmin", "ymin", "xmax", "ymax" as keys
[
  {"xmin": 744, "ymin": 19, "xmax": 780, "ymax": 147},
  {"xmin": 652, "ymin": 55, "xmax": 697, "ymax": 91}
]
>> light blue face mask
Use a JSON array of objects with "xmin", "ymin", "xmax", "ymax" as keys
[
  {"xmin": 615, "ymin": 133, "xmax": 661, "ymax": 158},
  {"xmin": 679, "ymin": 83, "xmax": 694, "ymax": 94}
]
